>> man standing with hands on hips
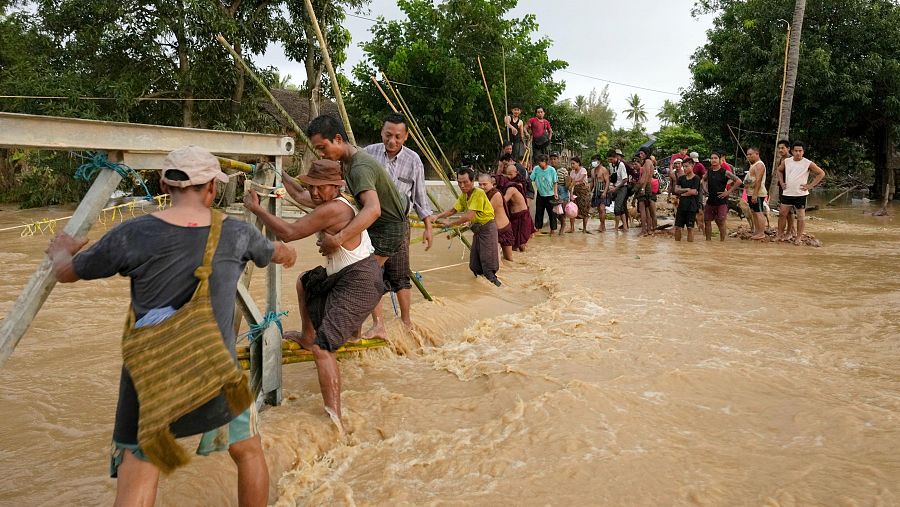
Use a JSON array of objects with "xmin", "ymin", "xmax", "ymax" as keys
[{"xmin": 776, "ymin": 141, "xmax": 826, "ymax": 243}]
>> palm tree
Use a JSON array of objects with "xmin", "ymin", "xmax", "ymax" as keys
[
  {"xmin": 623, "ymin": 93, "xmax": 648, "ymax": 131},
  {"xmin": 574, "ymin": 95, "xmax": 587, "ymax": 114},
  {"xmin": 657, "ymin": 99, "xmax": 680, "ymax": 127},
  {"xmin": 769, "ymin": 0, "xmax": 807, "ymax": 202}
]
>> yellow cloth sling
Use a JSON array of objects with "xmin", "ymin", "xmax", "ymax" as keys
[{"xmin": 121, "ymin": 210, "xmax": 251, "ymax": 473}]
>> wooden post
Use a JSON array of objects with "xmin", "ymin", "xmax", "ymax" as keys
[
  {"xmin": 234, "ymin": 163, "xmax": 283, "ymax": 405},
  {"xmin": 263, "ymin": 157, "xmax": 284, "ymax": 405},
  {"xmin": 0, "ymin": 153, "xmax": 124, "ymax": 367},
  {"xmin": 301, "ymin": 0, "xmax": 355, "ymax": 145}
]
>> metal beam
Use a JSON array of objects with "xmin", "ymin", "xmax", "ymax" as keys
[
  {"xmin": 0, "ymin": 153, "xmax": 125, "ymax": 367},
  {"xmin": 0, "ymin": 112, "xmax": 294, "ymax": 157}
]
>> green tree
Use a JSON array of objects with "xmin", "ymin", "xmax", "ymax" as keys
[
  {"xmin": 657, "ymin": 99, "xmax": 680, "ymax": 127},
  {"xmin": 654, "ymin": 125, "xmax": 708, "ymax": 160},
  {"xmin": 623, "ymin": 93, "xmax": 648, "ymax": 131},
  {"xmin": 684, "ymin": 0, "xmax": 900, "ymax": 195},
  {"xmin": 348, "ymin": 0, "xmax": 567, "ymax": 163}
]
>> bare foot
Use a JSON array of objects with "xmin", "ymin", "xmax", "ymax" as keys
[
  {"xmin": 283, "ymin": 330, "xmax": 314, "ymax": 350},
  {"xmin": 566, "ymin": 228, "xmax": 574, "ymax": 233},
  {"xmin": 750, "ymin": 234, "xmax": 766, "ymax": 241},
  {"xmin": 362, "ymin": 322, "xmax": 386, "ymax": 340}
]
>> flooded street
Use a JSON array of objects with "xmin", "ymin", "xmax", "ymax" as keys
[{"xmin": 0, "ymin": 197, "xmax": 898, "ymax": 506}]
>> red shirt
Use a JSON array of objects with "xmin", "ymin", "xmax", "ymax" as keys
[
  {"xmin": 692, "ymin": 162, "xmax": 706, "ymax": 178},
  {"xmin": 722, "ymin": 161, "xmax": 734, "ymax": 173},
  {"xmin": 527, "ymin": 117, "xmax": 550, "ymax": 138}
]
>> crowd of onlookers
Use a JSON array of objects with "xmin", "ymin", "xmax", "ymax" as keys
[{"xmin": 493, "ymin": 113, "xmax": 826, "ymax": 247}]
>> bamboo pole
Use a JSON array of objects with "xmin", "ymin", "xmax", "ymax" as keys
[
  {"xmin": 477, "ymin": 56, "xmax": 504, "ymax": 145},
  {"xmin": 216, "ymin": 34, "xmax": 317, "ymax": 155},
  {"xmin": 301, "ymin": 0, "xmax": 355, "ymax": 145},
  {"xmin": 0, "ymin": 156, "xmax": 124, "ymax": 368},
  {"xmin": 426, "ymin": 127, "xmax": 456, "ymax": 186},
  {"xmin": 379, "ymin": 72, "xmax": 458, "ymax": 198},
  {"xmin": 502, "ymin": 46, "xmax": 509, "ymax": 142},
  {"xmin": 374, "ymin": 73, "xmax": 471, "ymax": 250},
  {"xmin": 826, "ymin": 185, "xmax": 859, "ymax": 206}
]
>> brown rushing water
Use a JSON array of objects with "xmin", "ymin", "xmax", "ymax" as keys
[{"xmin": 0, "ymin": 196, "xmax": 898, "ymax": 506}]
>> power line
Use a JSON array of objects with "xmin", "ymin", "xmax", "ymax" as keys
[
  {"xmin": 0, "ymin": 95, "xmax": 231, "ymax": 102},
  {"xmin": 559, "ymin": 70, "xmax": 680, "ymax": 96},
  {"xmin": 346, "ymin": 12, "xmax": 378, "ymax": 23}
]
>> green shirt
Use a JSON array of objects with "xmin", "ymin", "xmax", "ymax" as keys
[
  {"xmin": 453, "ymin": 187, "xmax": 495, "ymax": 225},
  {"xmin": 343, "ymin": 150, "xmax": 408, "ymax": 225}
]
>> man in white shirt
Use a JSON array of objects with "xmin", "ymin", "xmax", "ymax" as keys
[
  {"xmin": 775, "ymin": 141, "xmax": 826, "ymax": 243},
  {"xmin": 607, "ymin": 148, "xmax": 630, "ymax": 232}
]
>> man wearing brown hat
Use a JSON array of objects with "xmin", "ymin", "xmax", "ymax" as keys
[
  {"xmin": 281, "ymin": 115, "xmax": 409, "ymax": 340},
  {"xmin": 244, "ymin": 159, "xmax": 384, "ymax": 422},
  {"xmin": 48, "ymin": 145, "xmax": 297, "ymax": 506}
]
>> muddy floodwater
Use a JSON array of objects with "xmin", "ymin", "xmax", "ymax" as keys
[{"xmin": 0, "ymin": 195, "xmax": 898, "ymax": 506}]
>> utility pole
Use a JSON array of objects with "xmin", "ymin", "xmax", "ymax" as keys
[{"xmin": 768, "ymin": 0, "xmax": 807, "ymax": 203}]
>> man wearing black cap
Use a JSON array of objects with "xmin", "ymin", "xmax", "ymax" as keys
[{"xmin": 607, "ymin": 148, "xmax": 630, "ymax": 232}]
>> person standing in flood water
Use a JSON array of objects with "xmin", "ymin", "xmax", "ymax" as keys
[
  {"xmin": 743, "ymin": 147, "xmax": 768, "ymax": 240},
  {"xmin": 608, "ymin": 149, "xmax": 630, "ymax": 233},
  {"xmin": 673, "ymin": 157, "xmax": 702, "ymax": 242},
  {"xmin": 434, "ymin": 168, "xmax": 501, "ymax": 286},
  {"xmin": 775, "ymin": 141, "xmax": 826, "ymax": 244},
  {"xmin": 363, "ymin": 112, "xmax": 432, "ymax": 340},
  {"xmin": 530, "ymin": 154, "xmax": 559, "ymax": 234},
  {"xmin": 479, "ymin": 173, "xmax": 514, "ymax": 261},
  {"xmin": 701, "ymin": 151, "xmax": 743, "ymax": 241},
  {"xmin": 244, "ymin": 160, "xmax": 385, "ymax": 423},
  {"xmin": 46, "ymin": 146, "xmax": 297, "ymax": 507}
]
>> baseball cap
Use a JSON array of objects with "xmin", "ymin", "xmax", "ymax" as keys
[
  {"xmin": 690, "ymin": 151, "xmax": 700, "ymax": 162},
  {"xmin": 614, "ymin": 149, "xmax": 624, "ymax": 157},
  {"xmin": 161, "ymin": 146, "xmax": 229, "ymax": 188},
  {"xmin": 298, "ymin": 159, "xmax": 344, "ymax": 187}
]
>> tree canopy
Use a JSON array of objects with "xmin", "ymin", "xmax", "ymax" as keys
[
  {"xmin": 347, "ymin": 0, "xmax": 567, "ymax": 166},
  {"xmin": 682, "ymin": 0, "xmax": 900, "ymax": 190}
]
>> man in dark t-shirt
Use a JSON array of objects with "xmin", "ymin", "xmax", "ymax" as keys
[
  {"xmin": 673, "ymin": 163, "xmax": 702, "ymax": 242},
  {"xmin": 701, "ymin": 151, "xmax": 743, "ymax": 241},
  {"xmin": 47, "ymin": 146, "xmax": 296, "ymax": 505}
]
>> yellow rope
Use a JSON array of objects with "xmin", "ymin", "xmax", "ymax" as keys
[{"xmin": 0, "ymin": 194, "xmax": 173, "ymax": 236}]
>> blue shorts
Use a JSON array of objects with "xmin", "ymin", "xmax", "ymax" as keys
[{"xmin": 109, "ymin": 405, "xmax": 258, "ymax": 477}]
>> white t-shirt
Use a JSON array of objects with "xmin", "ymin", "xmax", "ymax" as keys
[{"xmin": 783, "ymin": 157, "xmax": 812, "ymax": 197}]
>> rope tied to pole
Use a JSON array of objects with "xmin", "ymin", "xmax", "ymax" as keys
[
  {"xmin": 75, "ymin": 152, "xmax": 153, "ymax": 201},
  {"xmin": 239, "ymin": 311, "xmax": 288, "ymax": 343}
]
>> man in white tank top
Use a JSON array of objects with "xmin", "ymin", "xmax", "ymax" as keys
[
  {"xmin": 244, "ymin": 160, "xmax": 384, "ymax": 421},
  {"xmin": 775, "ymin": 141, "xmax": 826, "ymax": 243}
]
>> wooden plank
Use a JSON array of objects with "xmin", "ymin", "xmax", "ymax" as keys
[
  {"xmin": 235, "ymin": 283, "xmax": 265, "ymax": 397},
  {"xmin": 0, "ymin": 112, "xmax": 294, "ymax": 157},
  {"xmin": 263, "ymin": 158, "xmax": 284, "ymax": 406},
  {"xmin": 0, "ymin": 156, "xmax": 124, "ymax": 367}
]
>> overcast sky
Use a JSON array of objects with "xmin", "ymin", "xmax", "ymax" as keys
[{"xmin": 257, "ymin": 0, "xmax": 714, "ymax": 133}]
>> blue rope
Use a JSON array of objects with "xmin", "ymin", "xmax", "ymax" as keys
[
  {"xmin": 75, "ymin": 151, "xmax": 153, "ymax": 201},
  {"xmin": 239, "ymin": 310, "xmax": 289, "ymax": 343}
]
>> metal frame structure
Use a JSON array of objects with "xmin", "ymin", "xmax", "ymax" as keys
[{"xmin": 0, "ymin": 112, "xmax": 292, "ymax": 406}]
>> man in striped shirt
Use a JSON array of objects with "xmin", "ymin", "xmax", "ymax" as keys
[{"xmin": 363, "ymin": 112, "xmax": 433, "ymax": 337}]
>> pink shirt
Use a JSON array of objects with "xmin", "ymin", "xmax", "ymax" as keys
[{"xmin": 527, "ymin": 117, "xmax": 550, "ymax": 138}]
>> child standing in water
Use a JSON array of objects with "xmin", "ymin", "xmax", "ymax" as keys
[{"xmin": 550, "ymin": 152, "xmax": 569, "ymax": 237}]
